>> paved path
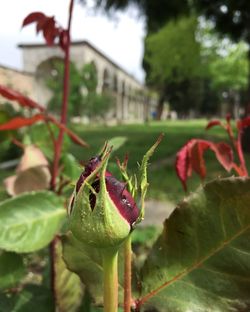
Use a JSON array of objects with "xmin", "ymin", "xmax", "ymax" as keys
[{"xmin": 142, "ymin": 200, "xmax": 176, "ymax": 227}]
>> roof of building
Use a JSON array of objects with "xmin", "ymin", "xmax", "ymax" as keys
[
  {"xmin": 18, "ymin": 40, "xmax": 143, "ymax": 86},
  {"xmin": 0, "ymin": 64, "xmax": 34, "ymax": 76}
]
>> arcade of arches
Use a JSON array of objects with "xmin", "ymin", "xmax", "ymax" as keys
[{"xmin": 16, "ymin": 40, "xmax": 155, "ymax": 123}]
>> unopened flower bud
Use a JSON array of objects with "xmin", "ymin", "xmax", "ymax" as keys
[{"xmin": 69, "ymin": 147, "xmax": 139, "ymax": 248}]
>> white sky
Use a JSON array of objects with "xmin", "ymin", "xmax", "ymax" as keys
[{"xmin": 0, "ymin": 0, "xmax": 146, "ymax": 82}]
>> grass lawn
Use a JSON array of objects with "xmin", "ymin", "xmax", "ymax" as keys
[
  {"xmin": 0, "ymin": 119, "xmax": 248, "ymax": 204},
  {"xmin": 69, "ymin": 119, "xmax": 241, "ymax": 203}
]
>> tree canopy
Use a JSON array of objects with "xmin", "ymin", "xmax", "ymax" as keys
[
  {"xmin": 145, "ymin": 16, "xmax": 202, "ymax": 86},
  {"xmin": 46, "ymin": 62, "xmax": 113, "ymax": 119},
  {"xmin": 85, "ymin": 0, "xmax": 250, "ymax": 116},
  {"xmin": 83, "ymin": 0, "xmax": 190, "ymax": 32},
  {"xmin": 46, "ymin": 60, "xmax": 82, "ymax": 117},
  {"xmin": 209, "ymin": 42, "xmax": 248, "ymax": 91},
  {"xmin": 194, "ymin": 0, "xmax": 250, "ymax": 45}
]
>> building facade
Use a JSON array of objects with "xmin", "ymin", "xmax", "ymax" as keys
[{"xmin": 15, "ymin": 40, "xmax": 149, "ymax": 122}]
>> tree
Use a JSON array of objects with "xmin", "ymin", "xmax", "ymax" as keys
[
  {"xmin": 83, "ymin": 0, "xmax": 190, "ymax": 32},
  {"xmin": 209, "ymin": 42, "xmax": 247, "ymax": 90},
  {"xmin": 144, "ymin": 16, "xmax": 203, "ymax": 117},
  {"xmin": 80, "ymin": 63, "xmax": 114, "ymax": 120},
  {"xmin": 82, "ymin": 0, "xmax": 196, "ymax": 117},
  {"xmin": 46, "ymin": 60, "xmax": 82, "ymax": 117},
  {"xmin": 87, "ymin": 0, "xmax": 250, "ymax": 117},
  {"xmin": 194, "ymin": 0, "xmax": 250, "ymax": 106},
  {"xmin": 47, "ymin": 61, "xmax": 114, "ymax": 120},
  {"xmin": 198, "ymin": 20, "xmax": 248, "ymax": 116}
]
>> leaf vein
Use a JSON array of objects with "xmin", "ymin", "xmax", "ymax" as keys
[
  {"xmin": 201, "ymin": 265, "xmax": 250, "ymax": 281},
  {"xmin": 139, "ymin": 223, "xmax": 250, "ymax": 306}
]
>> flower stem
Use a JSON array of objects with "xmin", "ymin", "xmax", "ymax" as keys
[
  {"xmin": 124, "ymin": 235, "xmax": 132, "ymax": 312},
  {"xmin": 103, "ymin": 248, "xmax": 119, "ymax": 312},
  {"xmin": 51, "ymin": 0, "xmax": 74, "ymax": 190}
]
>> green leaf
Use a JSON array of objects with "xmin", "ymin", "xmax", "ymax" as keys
[
  {"xmin": 97, "ymin": 137, "xmax": 127, "ymax": 155},
  {"xmin": 62, "ymin": 232, "xmax": 104, "ymax": 304},
  {"xmin": 138, "ymin": 134, "xmax": 163, "ymax": 223},
  {"xmin": 0, "ymin": 293, "xmax": 15, "ymax": 312},
  {"xmin": 61, "ymin": 153, "xmax": 82, "ymax": 181},
  {"xmin": 54, "ymin": 237, "xmax": 83, "ymax": 312},
  {"xmin": 29, "ymin": 124, "xmax": 70, "ymax": 160},
  {"xmin": 0, "ymin": 285, "xmax": 54, "ymax": 312},
  {"xmin": 62, "ymin": 232, "xmax": 124, "ymax": 305},
  {"xmin": 107, "ymin": 136, "xmax": 127, "ymax": 152},
  {"xmin": 0, "ymin": 191, "xmax": 66, "ymax": 252},
  {"xmin": 138, "ymin": 178, "xmax": 250, "ymax": 312},
  {"xmin": 0, "ymin": 251, "xmax": 25, "ymax": 289}
]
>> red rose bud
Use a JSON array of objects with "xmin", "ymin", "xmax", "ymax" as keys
[
  {"xmin": 105, "ymin": 176, "xmax": 139, "ymax": 227},
  {"xmin": 69, "ymin": 145, "xmax": 140, "ymax": 248}
]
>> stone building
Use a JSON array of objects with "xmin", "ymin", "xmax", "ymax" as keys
[
  {"xmin": 14, "ymin": 40, "xmax": 149, "ymax": 122},
  {"xmin": 0, "ymin": 65, "xmax": 35, "ymax": 110}
]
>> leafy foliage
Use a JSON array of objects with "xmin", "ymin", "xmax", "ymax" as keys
[
  {"xmin": 62, "ymin": 232, "xmax": 104, "ymax": 304},
  {"xmin": 143, "ymin": 15, "xmax": 206, "ymax": 116},
  {"xmin": 0, "ymin": 192, "xmax": 65, "ymax": 252},
  {"xmin": 209, "ymin": 43, "xmax": 248, "ymax": 91},
  {"xmin": 0, "ymin": 285, "xmax": 54, "ymax": 312},
  {"xmin": 62, "ymin": 232, "xmax": 128, "ymax": 306},
  {"xmin": 54, "ymin": 237, "xmax": 84, "ymax": 312},
  {"xmin": 0, "ymin": 252, "xmax": 25, "ymax": 290},
  {"xmin": 1, "ymin": 1, "xmax": 250, "ymax": 311},
  {"xmin": 0, "ymin": 114, "xmax": 45, "ymax": 131},
  {"xmin": 0, "ymin": 84, "xmax": 88, "ymax": 148},
  {"xmin": 46, "ymin": 61, "xmax": 114, "ymax": 120},
  {"xmin": 46, "ymin": 60, "xmax": 83, "ymax": 117},
  {"xmin": 175, "ymin": 139, "xmax": 233, "ymax": 190},
  {"xmin": 22, "ymin": 12, "xmax": 68, "ymax": 50},
  {"xmin": 145, "ymin": 16, "xmax": 202, "ymax": 85},
  {"xmin": 138, "ymin": 177, "xmax": 250, "ymax": 311},
  {"xmin": 85, "ymin": 0, "xmax": 190, "ymax": 32},
  {"xmin": 194, "ymin": 0, "xmax": 250, "ymax": 45},
  {"xmin": 194, "ymin": 0, "xmax": 250, "ymax": 101},
  {"xmin": 176, "ymin": 116, "xmax": 248, "ymax": 189}
]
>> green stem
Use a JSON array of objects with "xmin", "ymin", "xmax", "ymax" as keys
[
  {"xmin": 123, "ymin": 235, "xmax": 132, "ymax": 312},
  {"xmin": 103, "ymin": 248, "xmax": 119, "ymax": 312}
]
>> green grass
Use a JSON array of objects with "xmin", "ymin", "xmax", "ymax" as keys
[
  {"xmin": 1, "ymin": 119, "xmax": 248, "ymax": 204},
  {"xmin": 69, "ymin": 119, "xmax": 239, "ymax": 203}
]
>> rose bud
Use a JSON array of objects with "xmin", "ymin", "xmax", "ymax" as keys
[{"xmin": 69, "ymin": 145, "xmax": 140, "ymax": 248}]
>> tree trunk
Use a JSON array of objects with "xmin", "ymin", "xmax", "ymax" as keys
[{"xmin": 156, "ymin": 93, "xmax": 165, "ymax": 120}]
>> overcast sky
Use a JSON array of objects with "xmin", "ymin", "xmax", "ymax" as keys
[{"xmin": 0, "ymin": 0, "xmax": 146, "ymax": 82}]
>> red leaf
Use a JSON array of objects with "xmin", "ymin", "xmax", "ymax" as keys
[
  {"xmin": 189, "ymin": 140, "xmax": 210, "ymax": 179},
  {"xmin": 0, "ymin": 85, "xmax": 87, "ymax": 147},
  {"xmin": 42, "ymin": 17, "xmax": 59, "ymax": 45},
  {"xmin": 65, "ymin": 127, "xmax": 89, "ymax": 148},
  {"xmin": 175, "ymin": 139, "xmax": 210, "ymax": 191},
  {"xmin": 226, "ymin": 113, "xmax": 231, "ymax": 123},
  {"xmin": 237, "ymin": 117, "xmax": 250, "ymax": 130},
  {"xmin": 0, "ymin": 114, "xmax": 45, "ymax": 131},
  {"xmin": 59, "ymin": 30, "xmax": 68, "ymax": 51},
  {"xmin": 22, "ymin": 12, "xmax": 61, "ymax": 46},
  {"xmin": 0, "ymin": 85, "xmax": 45, "ymax": 112},
  {"xmin": 175, "ymin": 141, "xmax": 191, "ymax": 191},
  {"xmin": 175, "ymin": 139, "xmax": 234, "ymax": 190},
  {"xmin": 36, "ymin": 16, "xmax": 49, "ymax": 34},
  {"xmin": 48, "ymin": 116, "xmax": 89, "ymax": 148},
  {"xmin": 206, "ymin": 120, "xmax": 222, "ymax": 130},
  {"xmin": 22, "ymin": 12, "xmax": 46, "ymax": 27},
  {"xmin": 210, "ymin": 142, "xmax": 234, "ymax": 172}
]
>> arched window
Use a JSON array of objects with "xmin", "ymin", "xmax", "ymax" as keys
[{"xmin": 102, "ymin": 68, "xmax": 111, "ymax": 93}]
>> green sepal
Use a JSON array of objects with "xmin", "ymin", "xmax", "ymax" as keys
[
  {"xmin": 137, "ymin": 134, "xmax": 164, "ymax": 223},
  {"xmin": 69, "ymin": 146, "xmax": 131, "ymax": 249}
]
